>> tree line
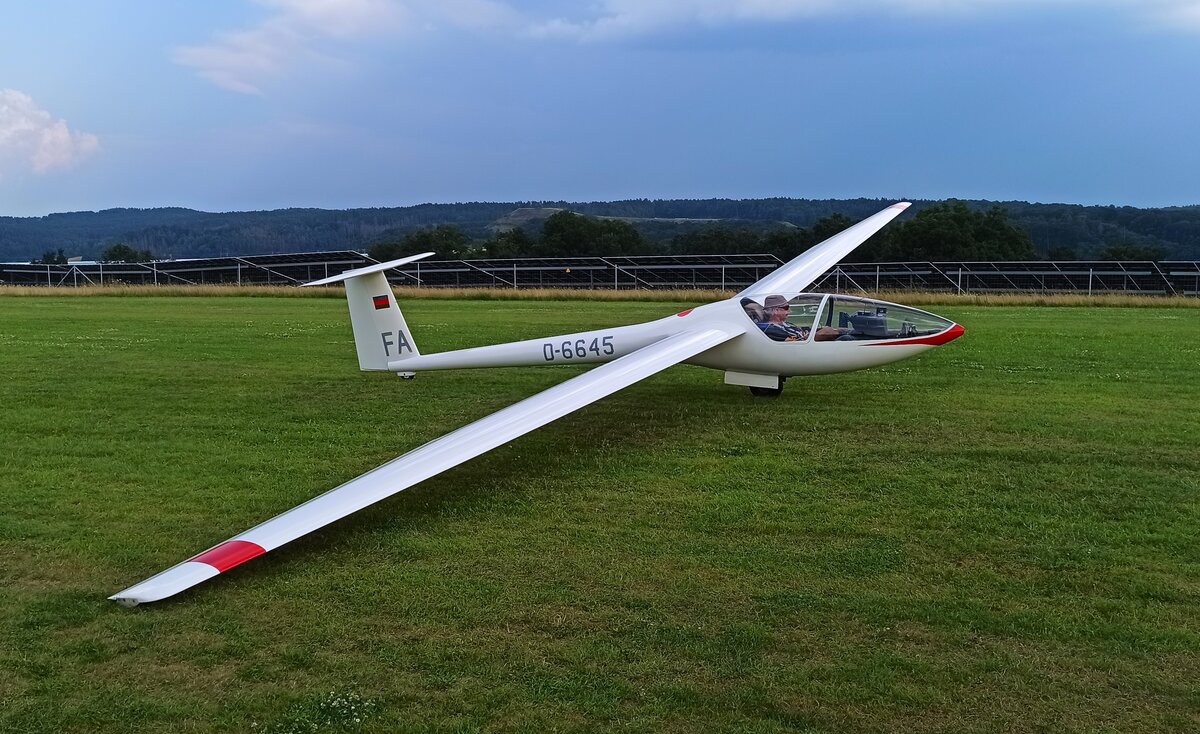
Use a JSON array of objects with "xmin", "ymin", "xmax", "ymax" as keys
[
  {"xmin": 367, "ymin": 203, "xmax": 1163, "ymax": 264},
  {"xmin": 36, "ymin": 243, "xmax": 154, "ymax": 264},
  {"xmin": 10, "ymin": 197, "xmax": 1197, "ymax": 264}
]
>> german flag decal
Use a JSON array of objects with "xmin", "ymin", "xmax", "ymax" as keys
[{"xmin": 372, "ymin": 295, "xmax": 389, "ymax": 310}]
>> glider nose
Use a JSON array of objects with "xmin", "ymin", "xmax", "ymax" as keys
[{"xmin": 912, "ymin": 322, "xmax": 964, "ymax": 346}]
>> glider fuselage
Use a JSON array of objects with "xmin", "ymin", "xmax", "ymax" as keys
[{"xmin": 386, "ymin": 294, "xmax": 962, "ymax": 380}]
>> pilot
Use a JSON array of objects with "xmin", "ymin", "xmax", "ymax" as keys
[{"xmin": 758, "ymin": 295, "xmax": 810, "ymax": 342}]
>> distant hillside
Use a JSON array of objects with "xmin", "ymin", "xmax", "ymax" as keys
[
  {"xmin": 2, "ymin": 198, "xmax": 1199, "ymax": 262},
  {"xmin": 492, "ymin": 207, "xmax": 565, "ymax": 230}
]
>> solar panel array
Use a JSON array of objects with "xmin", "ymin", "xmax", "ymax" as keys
[
  {"xmin": 3, "ymin": 251, "xmax": 1198, "ymax": 294},
  {"xmin": 0, "ymin": 251, "xmax": 373, "ymax": 287},
  {"xmin": 808, "ymin": 261, "xmax": 1196, "ymax": 296},
  {"xmin": 397, "ymin": 254, "xmax": 785, "ymax": 290}
]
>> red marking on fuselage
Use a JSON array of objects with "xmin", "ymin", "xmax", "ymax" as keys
[
  {"xmin": 676, "ymin": 308, "xmax": 693, "ymax": 317},
  {"xmin": 867, "ymin": 323, "xmax": 964, "ymax": 347},
  {"xmin": 190, "ymin": 540, "xmax": 266, "ymax": 573}
]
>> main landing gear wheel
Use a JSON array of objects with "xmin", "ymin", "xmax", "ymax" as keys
[{"xmin": 749, "ymin": 385, "xmax": 783, "ymax": 398}]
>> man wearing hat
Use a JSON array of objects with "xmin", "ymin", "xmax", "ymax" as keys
[{"xmin": 758, "ymin": 294, "xmax": 811, "ymax": 342}]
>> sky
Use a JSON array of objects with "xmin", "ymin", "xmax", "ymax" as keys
[{"xmin": 1, "ymin": 0, "xmax": 1198, "ymax": 217}]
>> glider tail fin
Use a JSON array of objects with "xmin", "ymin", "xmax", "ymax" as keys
[
  {"xmin": 342, "ymin": 271, "xmax": 421, "ymax": 371},
  {"xmin": 303, "ymin": 253, "xmax": 433, "ymax": 371}
]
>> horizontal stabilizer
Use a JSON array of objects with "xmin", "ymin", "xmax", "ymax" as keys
[{"xmin": 303, "ymin": 252, "xmax": 435, "ymax": 287}]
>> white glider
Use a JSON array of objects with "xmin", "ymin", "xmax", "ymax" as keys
[{"xmin": 112, "ymin": 201, "xmax": 962, "ymax": 606}]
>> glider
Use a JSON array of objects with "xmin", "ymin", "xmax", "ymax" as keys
[{"xmin": 111, "ymin": 201, "xmax": 962, "ymax": 606}]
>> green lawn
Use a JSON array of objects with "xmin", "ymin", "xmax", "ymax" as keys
[{"xmin": 1, "ymin": 296, "xmax": 1197, "ymax": 733}]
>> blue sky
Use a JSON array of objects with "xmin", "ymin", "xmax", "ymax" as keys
[{"xmin": 2, "ymin": 0, "xmax": 1198, "ymax": 216}]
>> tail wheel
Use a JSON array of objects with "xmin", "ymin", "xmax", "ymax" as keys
[{"xmin": 749, "ymin": 385, "xmax": 783, "ymax": 398}]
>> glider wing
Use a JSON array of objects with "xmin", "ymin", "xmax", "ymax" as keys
[
  {"xmin": 111, "ymin": 325, "xmax": 742, "ymax": 606},
  {"xmin": 738, "ymin": 202, "xmax": 910, "ymax": 297}
]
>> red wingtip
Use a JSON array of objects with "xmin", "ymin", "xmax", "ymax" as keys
[{"xmin": 190, "ymin": 540, "xmax": 266, "ymax": 573}]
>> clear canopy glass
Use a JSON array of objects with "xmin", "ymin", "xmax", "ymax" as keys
[{"xmin": 740, "ymin": 294, "xmax": 953, "ymax": 343}]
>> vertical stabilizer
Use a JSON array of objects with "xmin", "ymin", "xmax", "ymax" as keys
[
  {"xmin": 303, "ymin": 253, "xmax": 432, "ymax": 371},
  {"xmin": 344, "ymin": 272, "xmax": 420, "ymax": 370}
]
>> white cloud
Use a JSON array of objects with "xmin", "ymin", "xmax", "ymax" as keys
[
  {"xmin": 175, "ymin": 0, "xmax": 1200, "ymax": 92},
  {"xmin": 174, "ymin": 0, "xmax": 521, "ymax": 94},
  {"xmin": 528, "ymin": 0, "xmax": 838, "ymax": 40},
  {"xmin": 257, "ymin": 0, "xmax": 409, "ymax": 38},
  {"xmin": 1152, "ymin": 0, "xmax": 1200, "ymax": 29},
  {"xmin": 0, "ymin": 89, "xmax": 99, "ymax": 176},
  {"xmin": 173, "ymin": 26, "xmax": 310, "ymax": 95},
  {"xmin": 529, "ymin": 0, "xmax": 1200, "ymax": 39}
]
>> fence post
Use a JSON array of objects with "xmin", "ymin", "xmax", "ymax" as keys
[
  {"xmin": 721, "ymin": 266, "xmax": 726, "ymax": 291},
  {"xmin": 1088, "ymin": 268, "xmax": 1093, "ymax": 296},
  {"xmin": 99, "ymin": 262, "xmax": 103, "ymax": 286}
]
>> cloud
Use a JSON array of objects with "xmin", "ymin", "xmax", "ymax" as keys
[
  {"xmin": 0, "ymin": 89, "xmax": 99, "ymax": 176},
  {"xmin": 173, "ymin": 26, "xmax": 312, "ymax": 95},
  {"xmin": 176, "ymin": 0, "xmax": 1200, "ymax": 92},
  {"xmin": 528, "ymin": 0, "xmax": 1200, "ymax": 40},
  {"xmin": 174, "ymin": 0, "xmax": 521, "ymax": 94},
  {"xmin": 1151, "ymin": 0, "xmax": 1200, "ymax": 29},
  {"xmin": 528, "ymin": 0, "xmax": 839, "ymax": 40}
]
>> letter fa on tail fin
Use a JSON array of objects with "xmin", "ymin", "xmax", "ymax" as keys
[
  {"xmin": 303, "ymin": 253, "xmax": 432, "ymax": 370},
  {"xmin": 343, "ymin": 273, "xmax": 419, "ymax": 369}
]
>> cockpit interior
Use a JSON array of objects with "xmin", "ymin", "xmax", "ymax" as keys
[{"xmin": 741, "ymin": 294, "xmax": 954, "ymax": 343}]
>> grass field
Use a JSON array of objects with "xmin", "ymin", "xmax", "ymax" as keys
[{"xmin": 1, "ymin": 295, "xmax": 1198, "ymax": 733}]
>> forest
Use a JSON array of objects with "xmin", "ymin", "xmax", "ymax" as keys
[{"xmin": 2, "ymin": 198, "xmax": 1197, "ymax": 264}]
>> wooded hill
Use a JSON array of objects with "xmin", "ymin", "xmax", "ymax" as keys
[{"xmin": 3, "ymin": 198, "xmax": 1198, "ymax": 263}]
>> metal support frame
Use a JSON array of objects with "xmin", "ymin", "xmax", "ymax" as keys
[{"xmin": 3, "ymin": 255, "xmax": 1199, "ymax": 295}]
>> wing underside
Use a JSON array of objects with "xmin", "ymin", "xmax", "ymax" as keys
[{"xmin": 111, "ymin": 326, "xmax": 742, "ymax": 606}]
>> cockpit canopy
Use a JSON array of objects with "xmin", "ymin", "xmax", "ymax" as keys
[{"xmin": 741, "ymin": 293, "xmax": 954, "ymax": 343}]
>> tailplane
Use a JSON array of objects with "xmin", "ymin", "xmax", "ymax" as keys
[{"xmin": 303, "ymin": 253, "xmax": 433, "ymax": 371}]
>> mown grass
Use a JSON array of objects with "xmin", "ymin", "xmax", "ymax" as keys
[{"xmin": 1, "ymin": 296, "xmax": 1197, "ymax": 733}]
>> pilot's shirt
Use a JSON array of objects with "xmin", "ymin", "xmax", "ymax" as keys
[{"xmin": 758, "ymin": 321, "xmax": 809, "ymax": 342}]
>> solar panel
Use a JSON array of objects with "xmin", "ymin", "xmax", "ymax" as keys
[{"xmin": 1, "ymin": 251, "xmax": 1196, "ymax": 294}]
